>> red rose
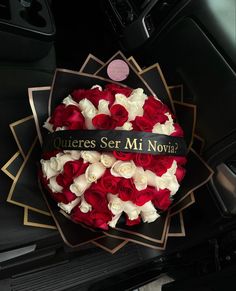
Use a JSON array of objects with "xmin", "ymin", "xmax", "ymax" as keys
[
  {"xmin": 62, "ymin": 105, "xmax": 85, "ymax": 130},
  {"xmin": 92, "ymin": 114, "xmax": 116, "ymax": 129},
  {"xmin": 105, "ymin": 83, "xmax": 132, "ymax": 97},
  {"xmin": 100, "ymin": 170, "xmax": 121, "ymax": 194},
  {"xmin": 51, "ymin": 192, "xmax": 68, "ymax": 204},
  {"xmin": 135, "ymin": 186, "xmax": 156, "ymax": 206},
  {"xmin": 62, "ymin": 189, "xmax": 77, "ymax": 203},
  {"xmin": 171, "ymin": 123, "xmax": 184, "ymax": 137},
  {"xmin": 49, "ymin": 104, "xmax": 66, "ymax": 129},
  {"xmin": 126, "ymin": 216, "xmax": 141, "ymax": 226},
  {"xmin": 84, "ymin": 186, "xmax": 108, "ymax": 210},
  {"xmin": 64, "ymin": 160, "xmax": 88, "ymax": 178},
  {"xmin": 151, "ymin": 162, "xmax": 167, "ymax": 176},
  {"xmin": 144, "ymin": 96, "xmax": 169, "ymax": 122},
  {"xmin": 132, "ymin": 116, "xmax": 153, "ymax": 132},
  {"xmin": 49, "ymin": 188, "xmax": 76, "ymax": 204},
  {"xmin": 175, "ymin": 166, "xmax": 186, "ymax": 182},
  {"xmin": 174, "ymin": 156, "xmax": 187, "ymax": 166},
  {"xmin": 72, "ymin": 87, "xmax": 115, "ymax": 107},
  {"xmin": 134, "ymin": 153, "xmax": 153, "ymax": 168},
  {"xmin": 152, "ymin": 189, "xmax": 172, "ymax": 210},
  {"xmin": 110, "ymin": 104, "xmax": 128, "ymax": 126},
  {"xmin": 90, "ymin": 210, "xmax": 113, "ymax": 230},
  {"xmin": 118, "ymin": 179, "xmax": 136, "ymax": 202},
  {"xmin": 113, "ymin": 151, "xmax": 134, "ymax": 161},
  {"xmin": 56, "ymin": 160, "xmax": 89, "ymax": 187},
  {"xmin": 151, "ymin": 156, "xmax": 174, "ymax": 176},
  {"xmin": 71, "ymin": 207, "xmax": 93, "ymax": 226}
]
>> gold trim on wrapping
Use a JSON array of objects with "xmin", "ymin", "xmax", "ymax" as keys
[
  {"xmin": 168, "ymin": 212, "xmax": 185, "ymax": 237},
  {"xmin": 59, "ymin": 209, "xmax": 99, "ymax": 233},
  {"xmin": 48, "ymin": 68, "xmax": 130, "ymax": 115},
  {"xmin": 168, "ymin": 85, "xmax": 184, "ymax": 103},
  {"xmin": 9, "ymin": 115, "xmax": 34, "ymax": 159},
  {"xmin": 107, "ymin": 210, "xmax": 170, "ymax": 244},
  {"xmin": 194, "ymin": 134, "xmax": 205, "ymax": 155},
  {"xmin": 1, "ymin": 151, "xmax": 21, "ymax": 180},
  {"xmin": 7, "ymin": 137, "xmax": 51, "ymax": 216},
  {"xmin": 79, "ymin": 54, "xmax": 104, "ymax": 73},
  {"xmin": 170, "ymin": 192, "xmax": 196, "ymax": 217},
  {"xmin": 24, "ymin": 207, "xmax": 57, "ymax": 230},
  {"xmin": 173, "ymin": 100, "xmax": 197, "ymax": 152},
  {"xmin": 28, "ymin": 86, "xmax": 51, "ymax": 146},
  {"xmin": 127, "ymin": 56, "xmax": 142, "ymax": 73},
  {"xmin": 92, "ymin": 239, "xmax": 128, "ymax": 254},
  {"xmin": 94, "ymin": 51, "xmax": 157, "ymax": 97},
  {"xmin": 103, "ymin": 216, "xmax": 171, "ymax": 250},
  {"xmin": 140, "ymin": 64, "xmax": 175, "ymax": 114}
]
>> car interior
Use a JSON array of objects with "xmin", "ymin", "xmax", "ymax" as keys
[{"xmin": 0, "ymin": 0, "xmax": 236, "ymax": 290}]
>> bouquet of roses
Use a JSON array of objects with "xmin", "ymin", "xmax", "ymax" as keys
[{"xmin": 40, "ymin": 82, "xmax": 187, "ymax": 230}]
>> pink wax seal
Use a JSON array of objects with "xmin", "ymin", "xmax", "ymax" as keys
[{"xmin": 107, "ymin": 59, "xmax": 130, "ymax": 81}]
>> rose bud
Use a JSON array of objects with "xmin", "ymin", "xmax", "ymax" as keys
[
  {"xmin": 85, "ymin": 162, "xmax": 106, "ymax": 183},
  {"xmin": 48, "ymin": 176, "xmax": 63, "ymax": 193},
  {"xmin": 140, "ymin": 201, "xmax": 160, "ymax": 223},
  {"xmin": 70, "ymin": 174, "xmax": 91, "ymax": 196},
  {"xmin": 133, "ymin": 167, "xmax": 148, "ymax": 191},
  {"xmin": 81, "ymin": 151, "xmax": 101, "ymax": 163},
  {"xmin": 100, "ymin": 153, "xmax": 116, "ymax": 168},
  {"xmin": 58, "ymin": 197, "xmax": 80, "ymax": 214},
  {"xmin": 79, "ymin": 196, "xmax": 92, "ymax": 213},
  {"xmin": 111, "ymin": 160, "xmax": 136, "ymax": 179}
]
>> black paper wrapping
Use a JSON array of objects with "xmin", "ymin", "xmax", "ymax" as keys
[{"xmin": 1, "ymin": 52, "xmax": 213, "ymax": 253}]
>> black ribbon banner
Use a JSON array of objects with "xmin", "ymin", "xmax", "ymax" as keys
[{"xmin": 43, "ymin": 130, "xmax": 187, "ymax": 156}]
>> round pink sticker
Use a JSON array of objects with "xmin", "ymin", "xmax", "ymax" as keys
[{"xmin": 107, "ymin": 59, "xmax": 130, "ymax": 81}]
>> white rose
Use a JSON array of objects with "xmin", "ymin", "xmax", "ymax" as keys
[
  {"xmin": 55, "ymin": 126, "xmax": 67, "ymax": 131},
  {"xmin": 128, "ymin": 101, "xmax": 144, "ymax": 121},
  {"xmin": 79, "ymin": 196, "xmax": 92, "ymax": 213},
  {"xmin": 116, "ymin": 121, "xmax": 133, "ymax": 131},
  {"xmin": 108, "ymin": 213, "xmax": 122, "ymax": 228},
  {"xmin": 128, "ymin": 88, "xmax": 147, "ymax": 107},
  {"xmin": 123, "ymin": 201, "xmax": 140, "ymax": 220},
  {"xmin": 114, "ymin": 93, "xmax": 128, "ymax": 110},
  {"xmin": 48, "ymin": 176, "xmax": 63, "ymax": 193},
  {"xmin": 43, "ymin": 117, "xmax": 54, "ymax": 132},
  {"xmin": 56, "ymin": 154, "xmax": 74, "ymax": 170},
  {"xmin": 145, "ymin": 170, "xmax": 158, "ymax": 187},
  {"xmin": 81, "ymin": 151, "xmax": 101, "ymax": 163},
  {"xmin": 70, "ymin": 174, "xmax": 91, "ymax": 196},
  {"xmin": 140, "ymin": 201, "xmax": 160, "ymax": 223},
  {"xmin": 156, "ymin": 161, "xmax": 179, "ymax": 195},
  {"xmin": 40, "ymin": 159, "xmax": 58, "ymax": 179},
  {"xmin": 78, "ymin": 98, "xmax": 97, "ymax": 129},
  {"xmin": 111, "ymin": 160, "xmax": 136, "ymax": 179},
  {"xmin": 85, "ymin": 162, "xmax": 106, "ymax": 183},
  {"xmin": 158, "ymin": 174, "xmax": 179, "ymax": 195},
  {"xmin": 58, "ymin": 197, "xmax": 80, "ymax": 214},
  {"xmin": 62, "ymin": 94, "xmax": 79, "ymax": 107},
  {"xmin": 107, "ymin": 194, "xmax": 124, "ymax": 215},
  {"xmin": 152, "ymin": 120, "xmax": 175, "ymax": 135},
  {"xmin": 100, "ymin": 153, "xmax": 116, "ymax": 168},
  {"xmin": 63, "ymin": 150, "xmax": 81, "ymax": 160},
  {"xmin": 98, "ymin": 100, "xmax": 110, "ymax": 115},
  {"xmin": 168, "ymin": 160, "xmax": 177, "ymax": 174},
  {"xmin": 91, "ymin": 84, "xmax": 102, "ymax": 91},
  {"xmin": 133, "ymin": 167, "xmax": 147, "ymax": 191}
]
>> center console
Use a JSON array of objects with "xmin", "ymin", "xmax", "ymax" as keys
[{"xmin": 103, "ymin": 0, "xmax": 183, "ymax": 50}]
